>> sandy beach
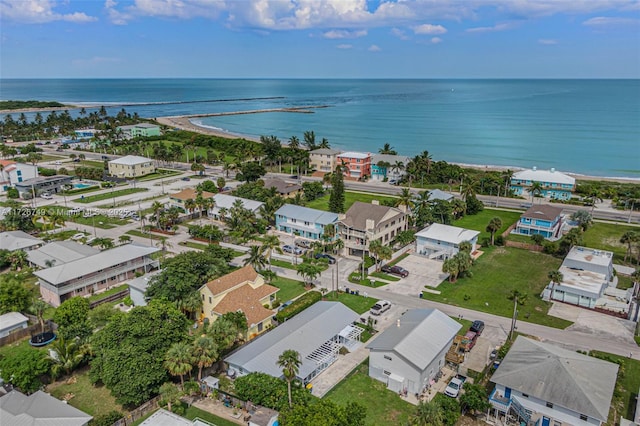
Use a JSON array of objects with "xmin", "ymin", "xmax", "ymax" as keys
[
  {"xmin": 0, "ymin": 105, "xmax": 80, "ymax": 114},
  {"xmin": 156, "ymin": 115, "xmax": 639, "ymax": 184}
]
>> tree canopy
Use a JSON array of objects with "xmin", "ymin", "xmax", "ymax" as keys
[
  {"xmin": 0, "ymin": 274, "xmax": 34, "ymax": 314},
  {"xmin": 280, "ymin": 399, "xmax": 366, "ymax": 426},
  {"xmin": 0, "ymin": 344, "xmax": 50, "ymax": 394}
]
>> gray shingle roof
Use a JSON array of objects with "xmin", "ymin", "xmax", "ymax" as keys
[
  {"xmin": 521, "ymin": 204, "xmax": 564, "ymax": 221},
  {"xmin": 0, "ymin": 390, "xmax": 92, "ymax": 426},
  {"xmin": 340, "ymin": 201, "xmax": 404, "ymax": 231},
  {"xmin": 275, "ymin": 204, "xmax": 338, "ymax": 226},
  {"xmin": 490, "ymin": 337, "xmax": 618, "ymax": 422},
  {"xmin": 27, "ymin": 241, "xmax": 99, "ymax": 268},
  {"xmin": 33, "ymin": 243, "xmax": 159, "ymax": 285},
  {"xmin": 261, "ymin": 178, "xmax": 302, "ymax": 194},
  {"xmin": 366, "ymin": 309, "xmax": 461, "ymax": 371},
  {"xmin": 212, "ymin": 193, "xmax": 263, "ymax": 212},
  {"xmin": 0, "ymin": 231, "xmax": 43, "ymax": 252},
  {"xmin": 372, "ymin": 154, "xmax": 410, "ymax": 164},
  {"xmin": 0, "ymin": 312, "xmax": 29, "ymax": 332},
  {"xmin": 225, "ymin": 301, "xmax": 359, "ymax": 379},
  {"xmin": 310, "ymin": 148, "xmax": 342, "ymax": 155}
]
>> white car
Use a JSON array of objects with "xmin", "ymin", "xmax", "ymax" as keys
[
  {"xmin": 40, "ymin": 193, "xmax": 53, "ymax": 199},
  {"xmin": 70, "ymin": 233, "xmax": 86, "ymax": 241},
  {"xmin": 370, "ymin": 300, "xmax": 391, "ymax": 316},
  {"xmin": 444, "ymin": 377, "xmax": 464, "ymax": 398}
]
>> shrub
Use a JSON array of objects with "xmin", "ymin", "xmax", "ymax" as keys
[
  {"xmin": 89, "ymin": 411, "xmax": 122, "ymax": 426},
  {"xmin": 495, "ymin": 235, "xmax": 505, "ymax": 246},
  {"xmin": 6, "ymin": 187, "xmax": 19, "ymax": 198},
  {"xmin": 542, "ymin": 241, "xmax": 558, "ymax": 255},
  {"xmin": 234, "ymin": 372, "xmax": 313, "ymax": 411},
  {"xmin": 275, "ymin": 291, "xmax": 322, "ymax": 323}
]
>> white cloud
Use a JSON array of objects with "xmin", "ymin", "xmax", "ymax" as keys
[
  {"xmin": 323, "ymin": 29, "xmax": 367, "ymax": 39},
  {"xmin": 368, "ymin": 44, "xmax": 381, "ymax": 52},
  {"xmin": 337, "ymin": 43, "xmax": 353, "ymax": 49},
  {"xmin": 466, "ymin": 23, "xmax": 515, "ymax": 33},
  {"xmin": 412, "ymin": 23, "xmax": 447, "ymax": 35},
  {"xmin": 431, "ymin": 37, "xmax": 443, "ymax": 44},
  {"xmin": 0, "ymin": 0, "xmax": 97, "ymax": 24},
  {"xmin": 583, "ymin": 16, "xmax": 640, "ymax": 27},
  {"xmin": 538, "ymin": 38, "xmax": 558, "ymax": 45},
  {"xmin": 390, "ymin": 27, "xmax": 409, "ymax": 40}
]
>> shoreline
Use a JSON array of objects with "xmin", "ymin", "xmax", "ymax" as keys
[
  {"xmin": 0, "ymin": 104, "xmax": 80, "ymax": 114},
  {"xmin": 156, "ymin": 115, "xmax": 640, "ymax": 184}
]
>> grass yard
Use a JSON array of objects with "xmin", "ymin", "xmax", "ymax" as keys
[
  {"xmin": 325, "ymin": 360, "xmax": 414, "ymax": 426},
  {"xmin": 588, "ymin": 351, "xmax": 640, "ymax": 423},
  {"xmin": 179, "ymin": 240, "xmax": 209, "ymax": 250},
  {"xmin": 454, "ymin": 209, "xmax": 522, "ymax": 241},
  {"xmin": 88, "ymin": 284, "xmax": 129, "ymax": 303},
  {"xmin": 369, "ymin": 271, "xmax": 401, "ymax": 282},
  {"xmin": 582, "ymin": 222, "xmax": 639, "ymax": 264},
  {"xmin": 136, "ymin": 169, "xmax": 182, "ymax": 182},
  {"xmin": 348, "ymin": 273, "xmax": 389, "ymax": 288},
  {"xmin": 68, "ymin": 212, "xmax": 130, "ymax": 229},
  {"xmin": 306, "ymin": 191, "xmax": 397, "ymax": 212},
  {"xmin": 271, "ymin": 276, "xmax": 307, "ymax": 302},
  {"xmin": 74, "ymin": 187, "xmax": 148, "ymax": 204},
  {"xmin": 325, "ymin": 291, "xmax": 377, "ymax": 314},
  {"xmin": 422, "ymin": 246, "xmax": 572, "ymax": 329},
  {"xmin": 77, "ymin": 160, "xmax": 106, "ymax": 168},
  {"xmin": 126, "ymin": 229, "xmax": 167, "ymax": 241},
  {"xmin": 185, "ymin": 406, "xmax": 241, "ymax": 426},
  {"xmin": 48, "ymin": 368, "xmax": 125, "ymax": 418}
]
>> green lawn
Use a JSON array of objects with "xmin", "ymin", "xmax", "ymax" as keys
[
  {"xmin": 271, "ymin": 276, "xmax": 307, "ymax": 302},
  {"xmin": 68, "ymin": 212, "xmax": 130, "ymax": 229},
  {"xmin": 325, "ymin": 360, "xmax": 414, "ymax": 426},
  {"xmin": 582, "ymin": 222, "xmax": 639, "ymax": 264},
  {"xmin": 325, "ymin": 291, "xmax": 377, "ymax": 314},
  {"xmin": 423, "ymin": 246, "xmax": 572, "ymax": 329},
  {"xmin": 78, "ymin": 160, "xmax": 106, "ymax": 168},
  {"xmin": 454, "ymin": 209, "xmax": 522, "ymax": 241},
  {"xmin": 136, "ymin": 169, "xmax": 182, "ymax": 182},
  {"xmin": 179, "ymin": 240, "xmax": 209, "ymax": 250},
  {"xmin": 74, "ymin": 187, "xmax": 148, "ymax": 204},
  {"xmin": 348, "ymin": 273, "xmax": 389, "ymax": 288},
  {"xmin": 270, "ymin": 258, "xmax": 329, "ymax": 272},
  {"xmin": 48, "ymin": 368, "xmax": 125, "ymax": 418},
  {"xmin": 126, "ymin": 229, "xmax": 167, "ymax": 241},
  {"xmin": 369, "ymin": 271, "xmax": 400, "ymax": 282},
  {"xmin": 306, "ymin": 191, "xmax": 397, "ymax": 212},
  {"xmin": 88, "ymin": 284, "xmax": 129, "ymax": 303},
  {"xmin": 589, "ymin": 351, "xmax": 640, "ymax": 423}
]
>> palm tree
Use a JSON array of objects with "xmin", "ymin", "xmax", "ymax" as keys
[
  {"xmin": 151, "ymin": 201, "xmax": 164, "ymax": 229},
  {"xmin": 159, "ymin": 382, "xmax": 182, "ymax": 413},
  {"xmin": 288, "ymin": 136, "xmax": 300, "ymax": 149},
  {"xmin": 118, "ymin": 235, "xmax": 131, "ymax": 245},
  {"xmin": 318, "ymin": 138, "xmax": 330, "ymax": 149},
  {"xmin": 461, "ymin": 179, "xmax": 478, "ymax": 202},
  {"xmin": 458, "ymin": 241, "xmax": 472, "ymax": 253},
  {"xmin": 442, "ymin": 257, "xmax": 459, "ymax": 282},
  {"xmin": 164, "ymin": 342, "xmax": 193, "ymax": 389},
  {"xmin": 244, "ymin": 245, "xmax": 267, "ymax": 271},
  {"xmin": 586, "ymin": 188, "xmax": 603, "ymax": 214},
  {"xmin": 378, "ymin": 143, "xmax": 397, "ymax": 155},
  {"xmin": 277, "ymin": 349, "xmax": 302, "ymax": 408},
  {"xmin": 192, "ymin": 336, "xmax": 218, "ymax": 381},
  {"xmin": 296, "ymin": 262, "xmax": 323, "ymax": 287},
  {"xmin": 8, "ymin": 250, "xmax": 28, "ymax": 271},
  {"xmin": 31, "ymin": 299, "xmax": 48, "ymax": 334},
  {"xmin": 548, "ymin": 270, "xmax": 564, "ymax": 296},
  {"xmin": 303, "ymin": 130, "xmax": 316, "ymax": 150},
  {"xmin": 48, "ymin": 336, "xmax": 85, "ymax": 379},
  {"xmin": 261, "ymin": 235, "xmax": 282, "ymax": 270},
  {"xmin": 411, "ymin": 400, "xmax": 443, "ymax": 426},
  {"xmin": 486, "ymin": 217, "xmax": 503, "ymax": 246},
  {"xmin": 396, "ymin": 187, "xmax": 414, "ymax": 215},
  {"xmin": 391, "ymin": 160, "xmax": 405, "ymax": 179},
  {"xmin": 530, "ymin": 181, "xmax": 543, "ymax": 203},
  {"xmin": 620, "ymin": 231, "xmax": 638, "ymax": 263}
]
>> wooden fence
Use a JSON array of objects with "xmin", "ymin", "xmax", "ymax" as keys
[
  {"xmin": 0, "ymin": 320, "xmax": 55, "ymax": 347},
  {"xmin": 504, "ymin": 240, "xmax": 543, "ymax": 252},
  {"xmin": 111, "ymin": 395, "xmax": 161, "ymax": 426},
  {"xmin": 89, "ymin": 288, "xmax": 130, "ymax": 309}
]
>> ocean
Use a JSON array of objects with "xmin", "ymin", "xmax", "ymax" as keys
[{"xmin": 1, "ymin": 79, "xmax": 639, "ymax": 178}]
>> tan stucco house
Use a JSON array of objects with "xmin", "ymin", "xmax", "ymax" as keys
[{"xmin": 108, "ymin": 155, "xmax": 155, "ymax": 178}]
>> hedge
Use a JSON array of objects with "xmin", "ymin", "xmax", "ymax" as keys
[{"xmin": 275, "ymin": 291, "xmax": 321, "ymax": 323}]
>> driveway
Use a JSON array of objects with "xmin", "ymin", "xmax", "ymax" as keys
[
  {"xmin": 376, "ymin": 254, "xmax": 447, "ymax": 297},
  {"xmin": 548, "ymin": 302, "xmax": 637, "ymax": 342}
]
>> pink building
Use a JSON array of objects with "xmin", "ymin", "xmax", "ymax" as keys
[{"xmin": 336, "ymin": 152, "xmax": 371, "ymax": 179}]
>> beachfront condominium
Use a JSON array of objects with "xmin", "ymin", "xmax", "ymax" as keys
[
  {"xmin": 116, "ymin": 123, "xmax": 161, "ymax": 139},
  {"xmin": 108, "ymin": 155, "xmax": 155, "ymax": 178},
  {"xmin": 309, "ymin": 148, "xmax": 343, "ymax": 173},
  {"xmin": 371, "ymin": 154, "xmax": 410, "ymax": 182},
  {"xmin": 510, "ymin": 167, "xmax": 575, "ymax": 200},
  {"xmin": 336, "ymin": 152, "xmax": 372, "ymax": 180}
]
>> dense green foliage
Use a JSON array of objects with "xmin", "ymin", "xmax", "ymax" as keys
[
  {"xmin": 0, "ymin": 344, "xmax": 50, "ymax": 393},
  {"xmin": 328, "ymin": 166, "xmax": 345, "ymax": 213},
  {"xmin": 90, "ymin": 301, "xmax": 189, "ymax": 406},
  {"xmin": 432, "ymin": 394, "xmax": 461, "ymax": 426},
  {"xmin": 89, "ymin": 410, "xmax": 123, "ymax": 426},
  {"xmin": 275, "ymin": 291, "xmax": 321, "ymax": 322},
  {"xmin": 187, "ymin": 224, "xmax": 223, "ymax": 242},
  {"xmin": 460, "ymin": 382, "xmax": 491, "ymax": 412},
  {"xmin": 53, "ymin": 297, "xmax": 92, "ymax": 341},
  {"xmin": 234, "ymin": 372, "xmax": 313, "ymax": 412},
  {"xmin": 237, "ymin": 161, "xmax": 266, "ymax": 182},
  {"xmin": 280, "ymin": 399, "xmax": 367, "ymax": 426},
  {"xmin": 0, "ymin": 100, "xmax": 65, "ymax": 109},
  {"xmin": 0, "ymin": 274, "xmax": 34, "ymax": 314},
  {"xmin": 302, "ymin": 181, "xmax": 325, "ymax": 201}
]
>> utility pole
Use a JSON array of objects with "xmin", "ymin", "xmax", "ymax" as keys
[
  {"xmin": 509, "ymin": 294, "xmax": 518, "ymax": 342},
  {"xmin": 629, "ymin": 200, "xmax": 635, "ymax": 224}
]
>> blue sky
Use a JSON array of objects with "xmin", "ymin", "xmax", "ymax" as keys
[{"xmin": 1, "ymin": 0, "xmax": 639, "ymax": 78}]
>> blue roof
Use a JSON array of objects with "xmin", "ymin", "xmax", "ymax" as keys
[{"xmin": 275, "ymin": 204, "xmax": 338, "ymax": 226}]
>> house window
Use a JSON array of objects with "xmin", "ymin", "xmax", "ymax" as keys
[
  {"xmin": 383, "ymin": 370, "xmax": 391, "ymax": 376},
  {"xmin": 546, "ymin": 402, "xmax": 553, "ymax": 408},
  {"xmin": 384, "ymin": 355, "xmax": 392, "ymax": 361},
  {"xmin": 258, "ymin": 322, "xmax": 263, "ymax": 332},
  {"xmin": 209, "ymin": 296, "xmax": 212, "ymax": 304},
  {"xmin": 580, "ymin": 415, "xmax": 588, "ymax": 421}
]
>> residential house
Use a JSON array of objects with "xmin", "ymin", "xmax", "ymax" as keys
[
  {"xmin": 275, "ymin": 204, "xmax": 338, "ymax": 240},
  {"xmin": 366, "ymin": 309, "xmax": 461, "ymax": 394},
  {"xmin": 27, "ymin": 240, "xmax": 99, "ymax": 269},
  {"xmin": 513, "ymin": 204, "xmax": 564, "ymax": 240},
  {"xmin": 0, "ymin": 160, "xmax": 38, "ymax": 193},
  {"xmin": 261, "ymin": 178, "xmax": 302, "ymax": 198},
  {"xmin": 225, "ymin": 301, "xmax": 361, "ymax": 384},
  {"xmin": 108, "ymin": 155, "xmax": 155, "ymax": 178},
  {"xmin": 0, "ymin": 390, "xmax": 92, "ymax": 426},
  {"xmin": 0, "ymin": 312, "xmax": 29, "ymax": 338},
  {"xmin": 127, "ymin": 270, "xmax": 161, "ymax": 307},
  {"xmin": 544, "ymin": 246, "xmax": 632, "ymax": 315},
  {"xmin": 489, "ymin": 336, "xmax": 618, "ymax": 426},
  {"xmin": 415, "ymin": 223, "xmax": 480, "ymax": 260},
  {"xmin": 74, "ymin": 129, "xmax": 97, "ymax": 140},
  {"xmin": 199, "ymin": 265, "xmax": 278, "ymax": 339},
  {"xmin": 309, "ymin": 148, "xmax": 342, "ymax": 173},
  {"xmin": 336, "ymin": 152, "xmax": 372, "ymax": 180},
  {"xmin": 209, "ymin": 193, "xmax": 264, "ymax": 220},
  {"xmin": 339, "ymin": 201, "xmax": 408, "ymax": 256},
  {"xmin": 14, "ymin": 175, "xmax": 73, "ymax": 198},
  {"xmin": 0, "ymin": 230, "xmax": 43, "ymax": 252},
  {"xmin": 510, "ymin": 167, "xmax": 576, "ymax": 200},
  {"xmin": 371, "ymin": 154, "xmax": 410, "ymax": 182},
  {"xmin": 169, "ymin": 188, "xmax": 215, "ymax": 212},
  {"xmin": 117, "ymin": 123, "xmax": 161, "ymax": 139},
  {"xmin": 34, "ymin": 243, "xmax": 160, "ymax": 307},
  {"xmin": 427, "ymin": 189, "xmax": 454, "ymax": 202}
]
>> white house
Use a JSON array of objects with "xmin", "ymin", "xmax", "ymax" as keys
[
  {"xmin": 127, "ymin": 270, "xmax": 161, "ymax": 307},
  {"xmin": 27, "ymin": 241, "xmax": 99, "ymax": 269},
  {"xmin": 510, "ymin": 167, "xmax": 576, "ymax": 200},
  {"xmin": 209, "ymin": 193, "xmax": 263, "ymax": 220},
  {"xmin": 489, "ymin": 337, "xmax": 618, "ymax": 426},
  {"xmin": 0, "ymin": 160, "xmax": 38, "ymax": 193},
  {"xmin": 0, "ymin": 230, "xmax": 44, "ymax": 252},
  {"xmin": 0, "ymin": 312, "xmax": 29, "ymax": 338},
  {"xmin": 366, "ymin": 309, "xmax": 461, "ymax": 394},
  {"xmin": 415, "ymin": 223, "xmax": 480, "ymax": 260},
  {"xmin": 0, "ymin": 390, "xmax": 92, "ymax": 426}
]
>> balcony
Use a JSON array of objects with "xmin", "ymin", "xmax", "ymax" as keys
[{"xmin": 490, "ymin": 388, "xmax": 511, "ymax": 412}]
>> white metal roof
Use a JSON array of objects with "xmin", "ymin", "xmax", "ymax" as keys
[
  {"xmin": 564, "ymin": 246, "xmax": 613, "ymax": 268},
  {"xmin": 491, "ymin": 337, "xmax": 618, "ymax": 422},
  {"xmin": 0, "ymin": 231, "xmax": 43, "ymax": 252},
  {"xmin": 366, "ymin": 309, "xmax": 461, "ymax": 371},
  {"xmin": 225, "ymin": 301, "xmax": 359, "ymax": 380},
  {"xmin": 108, "ymin": 155, "xmax": 153, "ymax": 166},
  {"xmin": 212, "ymin": 194, "xmax": 263, "ymax": 213},
  {"xmin": 275, "ymin": 204, "xmax": 338, "ymax": 226},
  {"xmin": 27, "ymin": 241, "xmax": 99, "ymax": 269},
  {"xmin": 512, "ymin": 168, "xmax": 575, "ymax": 185},
  {"xmin": 0, "ymin": 390, "xmax": 93, "ymax": 426},
  {"xmin": 337, "ymin": 151, "xmax": 370, "ymax": 159},
  {"xmin": 372, "ymin": 154, "xmax": 410, "ymax": 164},
  {"xmin": 34, "ymin": 243, "xmax": 159, "ymax": 285},
  {"xmin": 0, "ymin": 312, "xmax": 29, "ymax": 332},
  {"xmin": 127, "ymin": 270, "xmax": 161, "ymax": 293},
  {"xmin": 415, "ymin": 223, "xmax": 480, "ymax": 245},
  {"xmin": 139, "ymin": 409, "xmax": 191, "ymax": 426}
]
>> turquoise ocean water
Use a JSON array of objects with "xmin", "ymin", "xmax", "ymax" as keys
[{"xmin": 1, "ymin": 79, "xmax": 638, "ymax": 177}]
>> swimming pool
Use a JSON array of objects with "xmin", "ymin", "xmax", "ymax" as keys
[{"xmin": 73, "ymin": 183, "xmax": 93, "ymax": 189}]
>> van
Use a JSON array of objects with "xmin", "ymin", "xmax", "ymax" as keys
[{"xmin": 370, "ymin": 300, "xmax": 391, "ymax": 316}]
